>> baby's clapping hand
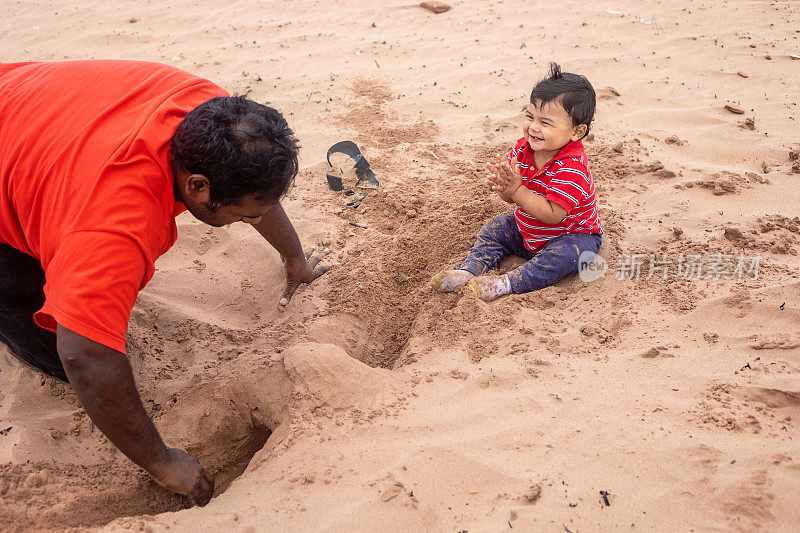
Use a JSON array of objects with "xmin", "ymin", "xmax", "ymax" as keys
[{"xmin": 486, "ymin": 154, "xmax": 523, "ymax": 203}]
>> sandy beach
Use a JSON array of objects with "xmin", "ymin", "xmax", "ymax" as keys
[{"xmin": 1, "ymin": 0, "xmax": 799, "ymax": 530}]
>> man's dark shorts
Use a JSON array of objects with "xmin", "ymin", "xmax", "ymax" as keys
[{"xmin": 0, "ymin": 243, "xmax": 67, "ymax": 381}]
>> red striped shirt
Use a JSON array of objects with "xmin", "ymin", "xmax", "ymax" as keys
[{"xmin": 509, "ymin": 138, "xmax": 602, "ymax": 252}]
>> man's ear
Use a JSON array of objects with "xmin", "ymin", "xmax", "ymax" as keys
[
  {"xmin": 571, "ymin": 124, "xmax": 588, "ymax": 141},
  {"xmin": 185, "ymin": 174, "xmax": 211, "ymax": 202}
]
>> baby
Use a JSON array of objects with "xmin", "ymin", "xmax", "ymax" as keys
[{"xmin": 433, "ymin": 63, "xmax": 603, "ymax": 301}]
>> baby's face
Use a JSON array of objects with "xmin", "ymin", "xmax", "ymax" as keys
[{"xmin": 522, "ymin": 100, "xmax": 585, "ymax": 155}]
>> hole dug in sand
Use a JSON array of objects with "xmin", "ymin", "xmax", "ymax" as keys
[
  {"xmin": 116, "ymin": 342, "xmax": 392, "ymax": 527},
  {"xmin": 0, "ymin": 355, "xmax": 290, "ymax": 529},
  {"xmin": 12, "ymin": 312, "xmax": 395, "ymax": 530},
  {"xmin": 155, "ymin": 359, "xmax": 294, "ymax": 497},
  {"xmin": 157, "ymin": 378, "xmax": 282, "ymax": 496}
]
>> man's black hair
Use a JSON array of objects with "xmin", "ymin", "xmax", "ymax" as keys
[
  {"xmin": 530, "ymin": 63, "xmax": 596, "ymax": 138},
  {"xmin": 171, "ymin": 96, "xmax": 299, "ymax": 206}
]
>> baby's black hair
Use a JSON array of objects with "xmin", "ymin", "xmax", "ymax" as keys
[{"xmin": 530, "ymin": 63, "xmax": 596, "ymax": 138}]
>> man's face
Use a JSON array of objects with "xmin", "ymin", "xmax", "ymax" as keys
[
  {"xmin": 193, "ymin": 194, "xmax": 274, "ymax": 227},
  {"xmin": 522, "ymin": 100, "xmax": 586, "ymax": 155},
  {"xmin": 180, "ymin": 174, "xmax": 274, "ymax": 227}
]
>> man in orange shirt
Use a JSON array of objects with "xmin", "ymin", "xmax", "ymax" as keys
[{"xmin": 0, "ymin": 60, "xmax": 331, "ymax": 506}]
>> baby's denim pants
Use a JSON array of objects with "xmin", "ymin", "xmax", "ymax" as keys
[{"xmin": 460, "ymin": 213, "xmax": 602, "ymax": 294}]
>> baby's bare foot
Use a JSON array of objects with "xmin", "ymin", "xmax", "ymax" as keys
[
  {"xmin": 431, "ymin": 269, "xmax": 474, "ymax": 292},
  {"xmin": 467, "ymin": 274, "xmax": 511, "ymax": 301}
]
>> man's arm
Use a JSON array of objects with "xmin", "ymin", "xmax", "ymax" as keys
[
  {"xmin": 251, "ymin": 202, "xmax": 334, "ymax": 305},
  {"xmin": 56, "ymin": 325, "xmax": 213, "ymax": 505},
  {"xmin": 251, "ymin": 202, "xmax": 305, "ymax": 264}
]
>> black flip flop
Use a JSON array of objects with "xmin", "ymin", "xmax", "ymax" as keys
[{"xmin": 325, "ymin": 141, "xmax": 379, "ymax": 207}]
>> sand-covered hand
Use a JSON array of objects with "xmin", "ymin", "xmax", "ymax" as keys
[
  {"xmin": 150, "ymin": 448, "xmax": 214, "ymax": 506},
  {"xmin": 280, "ymin": 246, "xmax": 336, "ymax": 306}
]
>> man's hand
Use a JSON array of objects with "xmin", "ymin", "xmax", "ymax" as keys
[
  {"xmin": 486, "ymin": 155, "xmax": 523, "ymax": 202},
  {"xmin": 150, "ymin": 448, "xmax": 214, "ymax": 506},
  {"xmin": 251, "ymin": 203, "xmax": 336, "ymax": 306},
  {"xmin": 280, "ymin": 245, "xmax": 335, "ymax": 306},
  {"xmin": 57, "ymin": 325, "xmax": 215, "ymax": 506}
]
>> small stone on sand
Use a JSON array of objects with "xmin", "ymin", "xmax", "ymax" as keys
[
  {"xmin": 640, "ymin": 347, "xmax": 661, "ymax": 358},
  {"xmin": 380, "ymin": 482, "xmax": 404, "ymax": 502},
  {"xmin": 419, "ymin": 1, "xmax": 451, "ymax": 14},
  {"xmin": 597, "ymin": 86, "xmax": 621, "ymax": 99},
  {"xmin": 724, "ymin": 104, "xmax": 745, "ymax": 114},
  {"xmin": 523, "ymin": 484, "xmax": 542, "ymax": 504},
  {"xmin": 790, "ymin": 149, "xmax": 800, "ymax": 173}
]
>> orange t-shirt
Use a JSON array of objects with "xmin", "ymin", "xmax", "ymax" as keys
[{"xmin": 0, "ymin": 60, "xmax": 228, "ymax": 353}]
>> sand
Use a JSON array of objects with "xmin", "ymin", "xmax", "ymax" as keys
[{"xmin": 1, "ymin": 0, "xmax": 799, "ymax": 531}]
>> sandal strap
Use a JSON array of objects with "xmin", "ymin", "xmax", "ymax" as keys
[{"xmin": 325, "ymin": 141, "xmax": 379, "ymax": 207}]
